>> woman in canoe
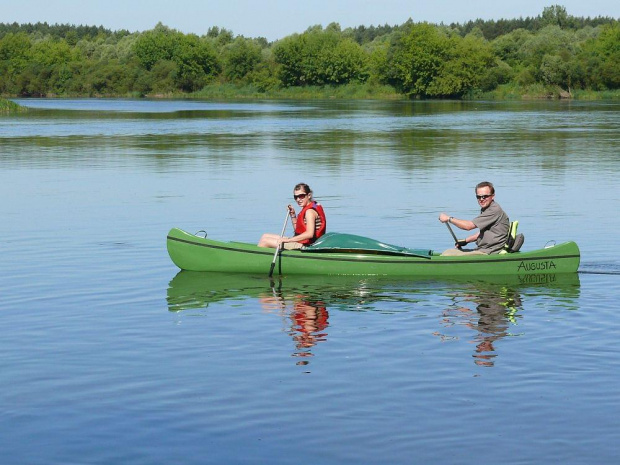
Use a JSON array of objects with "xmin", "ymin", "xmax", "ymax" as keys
[{"xmin": 258, "ymin": 183, "xmax": 327, "ymax": 249}]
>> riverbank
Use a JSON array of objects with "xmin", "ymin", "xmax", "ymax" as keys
[
  {"xmin": 131, "ymin": 82, "xmax": 404, "ymax": 100},
  {"xmin": 476, "ymin": 83, "xmax": 620, "ymax": 100},
  {"xmin": 0, "ymin": 98, "xmax": 27, "ymax": 112},
  {"xmin": 4, "ymin": 84, "xmax": 619, "ymax": 101},
  {"xmin": 182, "ymin": 82, "xmax": 620, "ymax": 100}
]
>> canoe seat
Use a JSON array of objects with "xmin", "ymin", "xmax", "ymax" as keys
[{"xmin": 499, "ymin": 220, "xmax": 525, "ymax": 254}]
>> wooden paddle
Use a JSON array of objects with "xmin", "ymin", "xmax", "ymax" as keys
[{"xmin": 269, "ymin": 210, "xmax": 290, "ymax": 277}]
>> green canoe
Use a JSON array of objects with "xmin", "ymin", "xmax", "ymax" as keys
[{"xmin": 167, "ymin": 228, "xmax": 580, "ymax": 276}]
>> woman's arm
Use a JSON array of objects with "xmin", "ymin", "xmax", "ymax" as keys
[
  {"xmin": 284, "ymin": 209, "xmax": 317, "ymax": 243},
  {"xmin": 288, "ymin": 204, "xmax": 297, "ymax": 228}
]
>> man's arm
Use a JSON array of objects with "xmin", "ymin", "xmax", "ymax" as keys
[{"xmin": 439, "ymin": 212, "xmax": 477, "ymax": 231}]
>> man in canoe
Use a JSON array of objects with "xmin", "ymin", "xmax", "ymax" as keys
[
  {"xmin": 438, "ymin": 181, "xmax": 509, "ymax": 256},
  {"xmin": 258, "ymin": 183, "xmax": 327, "ymax": 249}
]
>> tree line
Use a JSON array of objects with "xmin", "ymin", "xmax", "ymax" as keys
[{"xmin": 0, "ymin": 5, "xmax": 618, "ymax": 99}]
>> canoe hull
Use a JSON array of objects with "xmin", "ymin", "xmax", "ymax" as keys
[{"xmin": 166, "ymin": 228, "xmax": 580, "ymax": 276}]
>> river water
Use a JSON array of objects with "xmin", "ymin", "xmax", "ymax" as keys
[{"xmin": 1, "ymin": 98, "xmax": 619, "ymax": 464}]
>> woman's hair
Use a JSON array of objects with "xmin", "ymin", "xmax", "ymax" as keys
[
  {"xmin": 475, "ymin": 181, "xmax": 495, "ymax": 194},
  {"xmin": 294, "ymin": 183, "xmax": 312, "ymax": 194}
]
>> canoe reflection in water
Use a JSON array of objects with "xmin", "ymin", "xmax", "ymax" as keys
[
  {"xmin": 166, "ymin": 272, "xmax": 385, "ymax": 365},
  {"xmin": 167, "ymin": 271, "xmax": 580, "ymax": 367},
  {"xmin": 259, "ymin": 293, "xmax": 329, "ymax": 364}
]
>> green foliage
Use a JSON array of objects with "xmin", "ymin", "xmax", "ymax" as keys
[
  {"xmin": 366, "ymin": 42, "xmax": 390, "ymax": 84},
  {"xmin": 191, "ymin": 81, "xmax": 400, "ymax": 100},
  {"xmin": 132, "ymin": 24, "xmax": 220, "ymax": 92},
  {"xmin": 148, "ymin": 60, "xmax": 177, "ymax": 94},
  {"xmin": 387, "ymin": 23, "xmax": 495, "ymax": 98},
  {"xmin": 245, "ymin": 49, "xmax": 281, "ymax": 91},
  {"xmin": 0, "ymin": 32, "xmax": 31, "ymax": 62},
  {"xmin": 515, "ymin": 66, "xmax": 537, "ymax": 86},
  {"xmin": 134, "ymin": 23, "xmax": 179, "ymax": 70},
  {"xmin": 31, "ymin": 39, "xmax": 75, "ymax": 67},
  {"xmin": 433, "ymin": 35, "xmax": 495, "ymax": 96},
  {"xmin": 0, "ymin": 7, "xmax": 618, "ymax": 99},
  {"xmin": 0, "ymin": 22, "xmax": 120, "ymax": 41},
  {"xmin": 388, "ymin": 23, "xmax": 451, "ymax": 96},
  {"xmin": 0, "ymin": 98, "xmax": 26, "ymax": 112},
  {"xmin": 579, "ymin": 23, "xmax": 620, "ymax": 90},
  {"xmin": 222, "ymin": 37, "xmax": 262, "ymax": 81},
  {"xmin": 345, "ymin": 23, "xmax": 401, "ymax": 45},
  {"xmin": 479, "ymin": 60, "xmax": 515, "ymax": 91},
  {"xmin": 541, "ymin": 5, "xmax": 570, "ymax": 28},
  {"xmin": 272, "ymin": 34, "xmax": 304, "ymax": 86},
  {"xmin": 174, "ymin": 35, "xmax": 219, "ymax": 91},
  {"xmin": 540, "ymin": 54, "xmax": 568, "ymax": 86},
  {"xmin": 519, "ymin": 25, "xmax": 573, "ymax": 68},
  {"xmin": 491, "ymin": 29, "xmax": 532, "ymax": 65},
  {"xmin": 320, "ymin": 39, "xmax": 369, "ymax": 84},
  {"xmin": 451, "ymin": 5, "xmax": 615, "ymax": 40},
  {"xmin": 273, "ymin": 26, "xmax": 368, "ymax": 86},
  {"xmin": 206, "ymin": 26, "xmax": 234, "ymax": 46}
]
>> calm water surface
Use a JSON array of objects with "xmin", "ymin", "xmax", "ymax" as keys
[{"xmin": 1, "ymin": 98, "xmax": 619, "ymax": 464}]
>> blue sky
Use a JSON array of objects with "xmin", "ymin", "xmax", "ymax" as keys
[{"xmin": 3, "ymin": 0, "xmax": 619, "ymax": 41}]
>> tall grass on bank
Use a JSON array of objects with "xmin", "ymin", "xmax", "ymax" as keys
[
  {"xmin": 4, "ymin": 86, "xmax": 618, "ymax": 102},
  {"xmin": 0, "ymin": 98, "xmax": 26, "ymax": 112},
  {"xmin": 475, "ymin": 83, "xmax": 620, "ymax": 100},
  {"xmin": 189, "ymin": 82, "xmax": 403, "ymax": 100},
  {"xmin": 181, "ymin": 82, "xmax": 620, "ymax": 101},
  {"xmin": 571, "ymin": 89, "xmax": 620, "ymax": 100}
]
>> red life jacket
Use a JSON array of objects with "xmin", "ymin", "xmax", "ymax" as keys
[{"xmin": 294, "ymin": 202, "xmax": 327, "ymax": 245}]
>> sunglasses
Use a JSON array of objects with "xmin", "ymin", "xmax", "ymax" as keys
[
  {"xmin": 293, "ymin": 193, "xmax": 308, "ymax": 200},
  {"xmin": 476, "ymin": 194, "xmax": 492, "ymax": 200}
]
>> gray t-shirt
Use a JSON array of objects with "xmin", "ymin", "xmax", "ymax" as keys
[{"xmin": 473, "ymin": 201, "xmax": 509, "ymax": 254}]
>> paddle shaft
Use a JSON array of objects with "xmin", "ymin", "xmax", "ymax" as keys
[
  {"xmin": 268, "ymin": 210, "xmax": 290, "ymax": 277},
  {"xmin": 445, "ymin": 221, "xmax": 459, "ymax": 243}
]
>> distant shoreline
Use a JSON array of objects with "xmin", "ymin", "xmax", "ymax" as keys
[
  {"xmin": 5, "ymin": 84, "xmax": 619, "ymax": 101},
  {"xmin": 2, "ymin": 12, "xmax": 618, "ymax": 101}
]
